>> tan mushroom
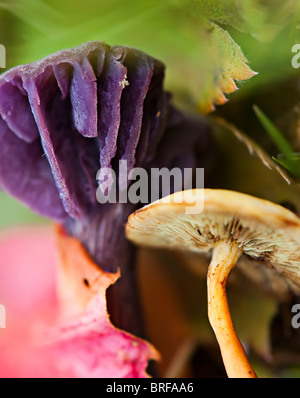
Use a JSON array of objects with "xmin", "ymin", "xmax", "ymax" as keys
[{"xmin": 125, "ymin": 188, "xmax": 300, "ymax": 378}]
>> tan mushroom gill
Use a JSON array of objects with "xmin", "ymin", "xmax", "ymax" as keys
[{"xmin": 125, "ymin": 189, "xmax": 300, "ymax": 378}]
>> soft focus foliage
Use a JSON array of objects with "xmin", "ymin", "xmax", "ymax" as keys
[{"xmin": 1, "ymin": 0, "xmax": 296, "ymax": 113}]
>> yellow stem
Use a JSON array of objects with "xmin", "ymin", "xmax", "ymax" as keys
[{"xmin": 207, "ymin": 240, "xmax": 257, "ymax": 378}]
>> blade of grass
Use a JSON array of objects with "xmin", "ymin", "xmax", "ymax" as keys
[
  {"xmin": 253, "ymin": 104, "xmax": 294, "ymax": 156},
  {"xmin": 253, "ymin": 104, "xmax": 300, "ymax": 178},
  {"xmin": 253, "ymin": 105, "xmax": 300, "ymax": 178}
]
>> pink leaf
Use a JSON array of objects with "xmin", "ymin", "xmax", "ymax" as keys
[{"xmin": 0, "ymin": 225, "xmax": 158, "ymax": 378}]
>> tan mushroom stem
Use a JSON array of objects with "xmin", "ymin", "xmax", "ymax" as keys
[{"xmin": 207, "ymin": 240, "xmax": 257, "ymax": 378}]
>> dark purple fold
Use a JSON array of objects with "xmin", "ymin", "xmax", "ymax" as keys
[
  {"xmin": 135, "ymin": 68, "xmax": 167, "ymax": 167},
  {"xmin": 115, "ymin": 49, "xmax": 154, "ymax": 188},
  {"xmin": 150, "ymin": 109, "xmax": 215, "ymax": 173},
  {"xmin": 0, "ymin": 116, "xmax": 66, "ymax": 220},
  {"xmin": 70, "ymin": 58, "xmax": 98, "ymax": 138},
  {"xmin": 97, "ymin": 48, "xmax": 127, "ymax": 175},
  {"xmin": 23, "ymin": 67, "xmax": 91, "ymax": 219},
  {"xmin": 74, "ymin": 134, "xmax": 100, "ymax": 207},
  {"xmin": 0, "ymin": 79, "xmax": 39, "ymax": 143},
  {"xmin": 53, "ymin": 62, "xmax": 72, "ymax": 100}
]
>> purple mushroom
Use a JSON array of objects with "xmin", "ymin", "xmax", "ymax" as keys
[{"xmin": 0, "ymin": 41, "xmax": 214, "ymax": 336}]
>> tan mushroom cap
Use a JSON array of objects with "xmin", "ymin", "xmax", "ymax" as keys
[{"xmin": 126, "ymin": 189, "xmax": 300, "ymax": 294}]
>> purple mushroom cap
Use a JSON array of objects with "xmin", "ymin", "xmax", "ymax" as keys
[
  {"xmin": 0, "ymin": 41, "xmax": 215, "ymax": 335},
  {"xmin": 0, "ymin": 42, "xmax": 168, "ymax": 221}
]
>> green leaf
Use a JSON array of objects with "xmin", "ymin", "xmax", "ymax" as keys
[
  {"xmin": 273, "ymin": 156, "xmax": 300, "ymax": 179},
  {"xmin": 196, "ymin": 21, "xmax": 257, "ymax": 113},
  {"xmin": 191, "ymin": 0, "xmax": 276, "ymax": 40}
]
